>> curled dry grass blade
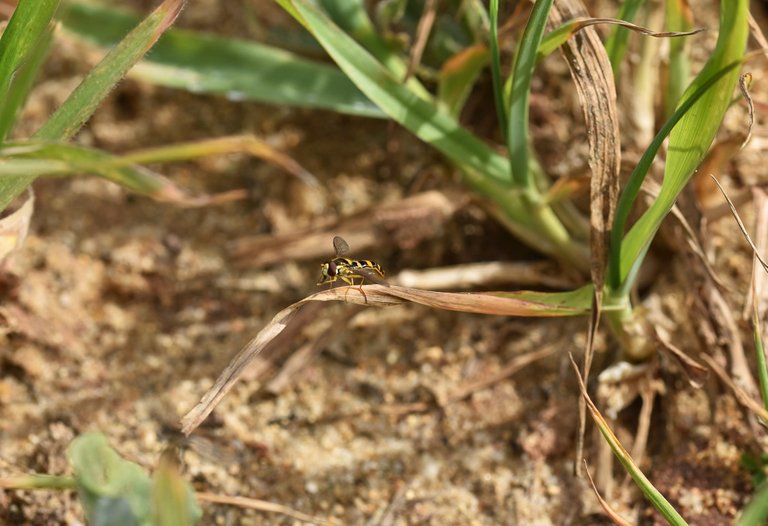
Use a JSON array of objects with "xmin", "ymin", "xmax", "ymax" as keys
[
  {"xmin": 181, "ymin": 284, "xmax": 592, "ymax": 434},
  {"xmin": 569, "ymin": 354, "xmax": 689, "ymax": 525},
  {"xmin": 539, "ymin": 16, "xmax": 703, "ymax": 60}
]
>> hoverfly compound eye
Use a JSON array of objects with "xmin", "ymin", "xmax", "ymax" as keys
[{"xmin": 328, "ymin": 260, "xmax": 337, "ymax": 277}]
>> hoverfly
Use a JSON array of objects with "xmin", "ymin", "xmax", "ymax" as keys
[{"xmin": 317, "ymin": 236, "xmax": 386, "ymax": 302}]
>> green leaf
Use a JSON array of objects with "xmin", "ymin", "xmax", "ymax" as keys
[
  {"xmin": 611, "ymin": 0, "xmax": 747, "ymax": 291},
  {"xmin": 60, "ymin": 1, "xmax": 382, "ymax": 118},
  {"xmin": 68, "ymin": 433, "xmax": 154, "ymax": 526},
  {"xmin": 507, "ymin": 0, "xmax": 554, "ymax": 189}
]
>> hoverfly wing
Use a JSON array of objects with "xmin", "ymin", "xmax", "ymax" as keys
[{"xmin": 333, "ymin": 235, "xmax": 351, "ymax": 257}]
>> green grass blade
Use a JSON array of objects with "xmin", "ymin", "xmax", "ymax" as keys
[
  {"xmin": 507, "ymin": 0, "xmax": 554, "ymax": 189},
  {"xmin": 61, "ymin": 2, "xmax": 382, "ymax": 118},
  {"xmin": 570, "ymin": 356, "xmax": 689, "ymax": 526},
  {"xmin": 35, "ymin": 0, "xmax": 184, "ymax": 141},
  {"xmin": 604, "ymin": 0, "xmax": 645, "ymax": 78},
  {"xmin": 753, "ymin": 303, "xmax": 768, "ymax": 412},
  {"xmin": 0, "ymin": 21, "xmax": 54, "ymax": 142},
  {"xmin": 488, "ymin": 0, "xmax": 507, "ymax": 136},
  {"xmin": 610, "ymin": 0, "xmax": 747, "ymax": 291},
  {"xmin": 1, "ymin": 141, "xmax": 197, "ymax": 201},
  {"xmin": 738, "ymin": 482, "xmax": 768, "ymax": 526},
  {"xmin": 0, "ymin": 0, "xmax": 59, "ymax": 139}
]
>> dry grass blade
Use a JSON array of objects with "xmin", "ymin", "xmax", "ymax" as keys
[
  {"xmin": 181, "ymin": 284, "xmax": 588, "ymax": 434},
  {"xmin": 746, "ymin": 188, "xmax": 768, "ymax": 321},
  {"xmin": 583, "ymin": 460, "xmax": 633, "ymax": 526},
  {"xmin": 404, "ymin": 0, "xmax": 437, "ymax": 82},
  {"xmin": 196, "ymin": 492, "xmax": 337, "ymax": 526},
  {"xmin": 0, "ymin": 188, "xmax": 32, "ymax": 261},
  {"xmin": 120, "ymin": 135, "xmax": 319, "ymax": 188},
  {"xmin": 229, "ymin": 191, "xmax": 464, "ymax": 267},
  {"xmin": 445, "ymin": 345, "xmax": 557, "ymax": 402},
  {"xmin": 654, "ymin": 331, "xmax": 708, "ymax": 387},
  {"xmin": 551, "ymin": 0, "xmax": 620, "ymax": 476},
  {"xmin": 710, "ymin": 175, "xmax": 768, "ymax": 273},
  {"xmin": 701, "ymin": 354, "xmax": 768, "ymax": 421},
  {"xmin": 393, "ymin": 261, "xmax": 579, "ymax": 290}
]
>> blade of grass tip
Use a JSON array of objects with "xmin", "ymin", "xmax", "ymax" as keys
[
  {"xmin": 0, "ymin": 0, "xmax": 59, "ymax": 133},
  {"xmin": 489, "ymin": 0, "xmax": 508, "ymax": 136},
  {"xmin": 604, "ymin": 0, "xmax": 645, "ymax": 79},
  {"xmin": 614, "ymin": 0, "xmax": 748, "ymax": 292},
  {"xmin": 34, "ymin": 0, "xmax": 185, "ymax": 142},
  {"xmin": 739, "ymin": 73, "xmax": 754, "ymax": 147},
  {"xmin": 507, "ymin": 0, "xmax": 554, "ymax": 189},
  {"xmin": 568, "ymin": 353, "xmax": 689, "ymax": 525},
  {"xmin": 0, "ymin": 24, "xmax": 54, "ymax": 142}
]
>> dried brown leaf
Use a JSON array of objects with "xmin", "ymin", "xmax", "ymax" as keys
[
  {"xmin": 551, "ymin": 0, "xmax": 620, "ymax": 476},
  {"xmin": 0, "ymin": 189, "xmax": 33, "ymax": 261}
]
